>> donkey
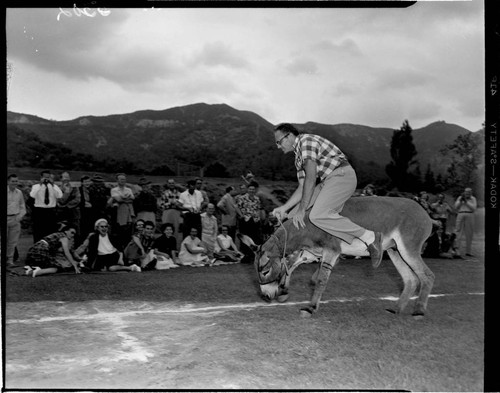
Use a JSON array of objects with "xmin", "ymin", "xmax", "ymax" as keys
[{"xmin": 242, "ymin": 196, "xmax": 435, "ymax": 318}]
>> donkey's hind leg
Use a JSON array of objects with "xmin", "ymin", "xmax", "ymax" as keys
[
  {"xmin": 386, "ymin": 248, "xmax": 419, "ymax": 314},
  {"xmin": 398, "ymin": 247, "xmax": 435, "ymax": 317}
]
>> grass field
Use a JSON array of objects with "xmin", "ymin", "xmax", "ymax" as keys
[{"xmin": 3, "ymin": 234, "xmax": 485, "ymax": 391}]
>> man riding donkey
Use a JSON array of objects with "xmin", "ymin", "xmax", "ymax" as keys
[{"xmin": 271, "ymin": 123, "xmax": 383, "ymax": 266}]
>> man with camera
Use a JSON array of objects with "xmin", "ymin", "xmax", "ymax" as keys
[
  {"xmin": 29, "ymin": 170, "xmax": 63, "ymax": 242},
  {"xmin": 453, "ymin": 187, "xmax": 477, "ymax": 258}
]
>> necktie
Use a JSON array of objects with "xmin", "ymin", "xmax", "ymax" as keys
[{"xmin": 44, "ymin": 184, "xmax": 50, "ymax": 205}]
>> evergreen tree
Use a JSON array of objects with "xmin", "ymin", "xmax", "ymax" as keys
[
  {"xmin": 385, "ymin": 120, "xmax": 419, "ymax": 191},
  {"xmin": 423, "ymin": 164, "xmax": 437, "ymax": 192},
  {"xmin": 440, "ymin": 132, "xmax": 481, "ymax": 194}
]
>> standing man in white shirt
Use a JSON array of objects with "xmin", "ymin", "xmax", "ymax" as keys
[
  {"xmin": 29, "ymin": 170, "xmax": 63, "ymax": 242},
  {"xmin": 6, "ymin": 174, "xmax": 27, "ymax": 268},
  {"xmin": 179, "ymin": 179, "xmax": 204, "ymax": 239}
]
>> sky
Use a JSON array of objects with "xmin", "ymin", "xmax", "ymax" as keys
[{"xmin": 6, "ymin": 2, "xmax": 485, "ymax": 132}]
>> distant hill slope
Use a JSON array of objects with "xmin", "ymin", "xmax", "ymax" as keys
[{"xmin": 7, "ymin": 103, "xmax": 475, "ymax": 183}]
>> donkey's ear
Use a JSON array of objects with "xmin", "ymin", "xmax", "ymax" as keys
[{"xmin": 238, "ymin": 233, "xmax": 260, "ymax": 251}]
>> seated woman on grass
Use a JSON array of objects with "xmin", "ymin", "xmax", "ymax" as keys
[
  {"xmin": 153, "ymin": 223, "xmax": 179, "ymax": 262},
  {"xmin": 178, "ymin": 227, "xmax": 211, "ymax": 266},
  {"xmin": 124, "ymin": 220, "xmax": 156, "ymax": 269},
  {"xmin": 76, "ymin": 218, "xmax": 142, "ymax": 273},
  {"xmin": 214, "ymin": 225, "xmax": 244, "ymax": 263},
  {"xmin": 24, "ymin": 223, "xmax": 82, "ymax": 277}
]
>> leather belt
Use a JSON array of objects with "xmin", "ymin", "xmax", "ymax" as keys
[{"xmin": 458, "ymin": 211, "xmax": 473, "ymax": 213}]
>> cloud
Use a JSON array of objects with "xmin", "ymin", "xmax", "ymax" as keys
[
  {"xmin": 190, "ymin": 41, "xmax": 250, "ymax": 69},
  {"xmin": 7, "ymin": 9, "xmax": 129, "ymax": 75},
  {"xmin": 408, "ymin": 100, "xmax": 442, "ymax": 123},
  {"xmin": 313, "ymin": 38, "xmax": 363, "ymax": 57},
  {"xmin": 5, "ymin": 6, "xmax": 485, "ymax": 132},
  {"xmin": 283, "ymin": 57, "xmax": 318, "ymax": 76},
  {"xmin": 326, "ymin": 81, "xmax": 361, "ymax": 98},
  {"xmin": 372, "ymin": 68, "xmax": 434, "ymax": 90}
]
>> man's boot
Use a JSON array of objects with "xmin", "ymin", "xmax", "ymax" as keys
[{"xmin": 367, "ymin": 231, "xmax": 383, "ymax": 268}]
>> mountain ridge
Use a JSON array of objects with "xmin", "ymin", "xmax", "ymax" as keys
[{"xmin": 6, "ymin": 103, "xmax": 475, "ymax": 184}]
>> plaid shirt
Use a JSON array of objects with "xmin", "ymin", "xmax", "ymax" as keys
[
  {"xmin": 293, "ymin": 133, "xmax": 348, "ymax": 182},
  {"xmin": 160, "ymin": 188, "xmax": 180, "ymax": 210}
]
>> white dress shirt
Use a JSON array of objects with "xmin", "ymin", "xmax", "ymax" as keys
[
  {"xmin": 30, "ymin": 183, "xmax": 63, "ymax": 208},
  {"xmin": 179, "ymin": 190, "xmax": 203, "ymax": 212}
]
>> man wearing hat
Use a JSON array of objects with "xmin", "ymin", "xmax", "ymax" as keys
[{"xmin": 134, "ymin": 177, "xmax": 157, "ymax": 223}]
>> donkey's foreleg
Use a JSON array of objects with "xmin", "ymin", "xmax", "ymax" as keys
[
  {"xmin": 300, "ymin": 249, "xmax": 340, "ymax": 318},
  {"xmin": 386, "ymin": 248, "xmax": 418, "ymax": 314}
]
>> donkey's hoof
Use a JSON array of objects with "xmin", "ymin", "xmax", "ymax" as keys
[
  {"xmin": 385, "ymin": 308, "xmax": 398, "ymax": 314},
  {"xmin": 299, "ymin": 308, "xmax": 313, "ymax": 318},
  {"xmin": 277, "ymin": 293, "xmax": 289, "ymax": 303}
]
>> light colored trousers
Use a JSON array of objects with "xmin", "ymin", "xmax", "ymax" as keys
[
  {"xmin": 6, "ymin": 215, "xmax": 22, "ymax": 264},
  {"xmin": 454, "ymin": 212, "xmax": 475, "ymax": 254},
  {"xmin": 289, "ymin": 165, "xmax": 366, "ymax": 244}
]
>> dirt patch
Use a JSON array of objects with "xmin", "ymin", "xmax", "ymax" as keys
[{"xmin": 6, "ymin": 301, "xmax": 258, "ymax": 389}]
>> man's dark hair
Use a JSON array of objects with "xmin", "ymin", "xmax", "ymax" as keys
[
  {"xmin": 144, "ymin": 220, "xmax": 155, "ymax": 229},
  {"xmin": 275, "ymin": 123, "xmax": 300, "ymax": 136},
  {"xmin": 225, "ymin": 186, "xmax": 234, "ymax": 193},
  {"xmin": 41, "ymin": 170, "xmax": 51, "ymax": 177},
  {"xmin": 8, "ymin": 174, "xmax": 18, "ymax": 180},
  {"xmin": 161, "ymin": 223, "xmax": 175, "ymax": 233},
  {"xmin": 81, "ymin": 175, "xmax": 91, "ymax": 182},
  {"xmin": 249, "ymin": 181, "xmax": 259, "ymax": 188}
]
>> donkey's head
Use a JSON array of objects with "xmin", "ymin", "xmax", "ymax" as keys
[{"xmin": 239, "ymin": 234, "xmax": 291, "ymax": 302}]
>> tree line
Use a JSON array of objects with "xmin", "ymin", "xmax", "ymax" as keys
[
  {"xmin": 7, "ymin": 121, "xmax": 482, "ymax": 197},
  {"xmin": 385, "ymin": 120, "xmax": 482, "ymax": 196}
]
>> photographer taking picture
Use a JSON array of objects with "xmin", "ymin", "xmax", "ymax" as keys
[
  {"xmin": 29, "ymin": 170, "xmax": 63, "ymax": 242},
  {"xmin": 453, "ymin": 187, "xmax": 477, "ymax": 258}
]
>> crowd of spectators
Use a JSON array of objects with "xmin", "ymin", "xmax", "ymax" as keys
[
  {"xmin": 413, "ymin": 187, "xmax": 478, "ymax": 259},
  {"xmin": 5, "ymin": 170, "xmax": 480, "ymax": 277},
  {"xmin": 7, "ymin": 171, "xmax": 276, "ymax": 276}
]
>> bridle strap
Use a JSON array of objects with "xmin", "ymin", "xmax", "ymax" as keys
[{"xmin": 274, "ymin": 216, "xmax": 290, "ymax": 276}]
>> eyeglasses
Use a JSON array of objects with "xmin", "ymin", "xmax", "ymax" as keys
[
  {"xmin": 98, "ymin": 225, "xmax": 108, "ymax": 228},
  {"xmin": 275, "ymin": 133, "xmax": 290, "ymax": 147}
]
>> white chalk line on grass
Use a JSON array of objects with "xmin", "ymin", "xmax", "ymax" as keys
[
  {"xmin": 5, "ymin": 292, "xmax": 484, "ymax": 369},
  {"xmin": 6, "ymin": 292, "xmax": 484, "ymax": 325}
]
